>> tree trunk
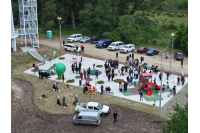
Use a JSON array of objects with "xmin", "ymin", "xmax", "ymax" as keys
[{"xmin": 71, "ymin": 7, "xmax": 76, "ymax": 30}]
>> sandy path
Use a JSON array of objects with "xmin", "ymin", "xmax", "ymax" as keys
[{"xmin": 16, "ymin": 37, "xmax": 188, "ymax": 76}]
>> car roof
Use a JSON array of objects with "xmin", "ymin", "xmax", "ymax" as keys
[
  {"xmin": 66, "ymin": 43, "xmax": 74, "ymax": 46},
  {"xmin": 125, "ymin": 44, "xmax": 135, "ymax": 46},
  {"xmin": 113, "ymin": 41, "xmax": 123, "ymax": 43},
  {"xmin": 87, "ymin": 102, "xmax": 98, "ymax": 107},
  {"xmin": 177, "ymin": 52, "xmax": 183, "ymax": 54},
  {"xmin": 78, "ymin": 111, "xmax": 99, "ymax": 116},
  {"xmin": 100, "ymin": 39, "xmax": 112, "ymax": 41},
  {"xmin": 149, "ymin": 49, "xmax": 155, "ymax": 50},
  {"xmin": 71, "ymin": 34, "xmax": 82, "ymax": 36}
]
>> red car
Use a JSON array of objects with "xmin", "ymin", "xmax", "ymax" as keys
[{"xmin": 137, "ymin": 47, "xmax": 149, "ymax": 53}]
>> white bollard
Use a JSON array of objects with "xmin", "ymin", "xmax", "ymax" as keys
[
  {"xmin": 70, "ymin": 93, "xmax": 73, "ymax": 97},
  {"xmin": 75, "ymin": 95, "xmax": 78, "ymax": 98},
  {"xmin": 39, "ymin": 97, "xmax": 42, "ymax": 100},
  {"xmin": 53, "ymin": 89, "xmax": 55, "ymax": 91},
  {"xmin": 71, "ymin": 87, "xmax": 73, "ymax": 90},
  {"xmin": 58, "ymin": 90, "xmax": 61, "ymax": 93},
  {"xmin": 45, "ymin": 99, "xmax": 48, "ymax": 102},
  {"xmin": 63, "ymin": 106, "xmax": 66, "ymax": 109},
  {"xmin": 57, "ymin": 96, "xmax": 60, "ymax": 99}
]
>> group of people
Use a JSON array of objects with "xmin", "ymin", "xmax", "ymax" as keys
[
  {"xmin": 38, "ymin": 70, "xmax": 50, "ymax": 79},
  {"xmin": 57, "ymin": 96, "xmax": 78, "ymax": 106},
  {"xmin": 71, "ymin": 61, "xmax": 82, "ymax": 74}
]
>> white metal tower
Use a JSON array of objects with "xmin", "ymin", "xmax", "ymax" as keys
[
  {"xmin": 11, "ymin": 3, "xmax": 18, "ymax": 52},
  {"xmin": 18, "ymin": 0, "xmax": 39, "ymax": 48}
]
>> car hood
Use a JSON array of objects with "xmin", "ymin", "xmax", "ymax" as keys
[
  {"xmin": 67, "ymin": 37, "xmax": 73, "ymax": 39},
  {"xmin": 101, "ymin": 105, "xmax": 109, "ymax": 112},
  {"xmin": 80, "ymin": 38, "xmax": 86, "ymax": 41},
  {"xmin": 96, "ymin": 43, "xmax": 103, "ymax": 45},
  {"xmin": 120, "ymin": 48, "xmax": 128, "ymax": 50},
  {"xmin": 146, "ymin": 51, "xmax": 152, "ymax": 53}
]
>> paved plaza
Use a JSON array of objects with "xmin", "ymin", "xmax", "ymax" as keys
[{"xmin": 24, "ymin": 54, "xmax": 188, "ymax": 107}]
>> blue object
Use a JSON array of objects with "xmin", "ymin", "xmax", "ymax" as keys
[
  {"xmin": 95, "ymin": 39, "xmax": 112, "ymax": 48},
  {"xmin": 146, "ymin": 49, "xmax": 159, "ymax": 55},
  {"xmin": 47, "ymin": 30, "xmax": 52, "ymax": 39}
]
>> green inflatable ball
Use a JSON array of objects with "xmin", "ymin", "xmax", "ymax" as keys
[{"xmin": 54, "ymin": 63, "xmax": 66, "ymax": 79}]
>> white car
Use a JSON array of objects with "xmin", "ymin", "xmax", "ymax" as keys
[
  {"xmin": 108, "ymin": 41, "xmax": 124, "ymax": 51},
  {"xmin": 67, "ymin": 34, "xmax": 82, "ymax": 42},
  {"xmin": 120, "ymin": 44, "xmax": 135, "ymax": 53},
  {"xmin": 64, "ymin": 43, "xmax": 81, "ymax": 52}
]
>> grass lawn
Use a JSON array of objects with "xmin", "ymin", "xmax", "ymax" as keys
[{"xmin": 147, "ymin": 12, "xmax": 188, "ymax": 26}]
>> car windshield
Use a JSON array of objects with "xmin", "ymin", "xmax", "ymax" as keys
[
  {"xmin": 74, "ymin": 45, "xmax": 77, "ymax": 48},
  {"xmin": 69, "ymin": 35, "xmax": 74, "ymax": 38},
  {"xmin": 87, "ymin": 37, "xmax": 91, "ymax": 39},
  {"xmin": 149, "ymin": 49, "xmax": 154, "ymax": 52},
  {"xmin": 82, "ymin": 37, "xmax": 87, "ymax": 39},
  {"xmin": 98, "ymin": 41, "xmax": 104, "ymax": 44},
  {"xmin": 139, "ymin": 47, "xmax": 143, "ymax": 50},
  {"xmin": 177, "ymin": 53, "xmax": 183, "ymax": 56},
  {"xmin": 97, "ymin": 103, "xmax": 103, "ymax": 110},
  {"xmin": 123, "ymin": 46, "xmax": 128, "ymax": 48},
  {"xmin": 110, "ymin": 43, "xmax": 116, "ymax": 46},
  {"xmin": 75, "ymin": 114, "xmax": 78, "ymax": 118}
]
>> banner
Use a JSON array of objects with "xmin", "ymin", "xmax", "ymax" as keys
[
  {"xmin": 44, "ymin": 54, "xmax": 46, "ymax": 63},
  {"xmin": 53, "ymin": 50, "xmax": 56, "ymax": 59}
]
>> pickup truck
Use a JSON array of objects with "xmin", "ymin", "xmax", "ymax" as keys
[{"xmin": 75, "ymin": 102, "xmax": 110, "ymax": 116}]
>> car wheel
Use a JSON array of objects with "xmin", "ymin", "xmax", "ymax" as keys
[
  {"xmin": 74, "ymin": 122, "xmax": 78, "ymax": 126},
  {"xmin": 102, "ymin": 113, "xmax": 105, "ymax": 116},
  {"xmin": 64, "ymin": 48, "xmax": 67, "ymax": 51},
  {"xmin": 92, "ymin": 124, "xmax": 96, "ymax": 127},
  {"xmin": 115, "ymin": 48, "xmax": 116, "ymax": 51},
  {"xmin": 72, "ymin": 40, "xmax": 74, "ymax": 42}
]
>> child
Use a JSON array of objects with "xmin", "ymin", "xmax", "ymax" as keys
[{"xmin": 93, "ymin": 64, "xmax": 95, "ymax": 70}]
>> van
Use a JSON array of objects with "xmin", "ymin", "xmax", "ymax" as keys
[
  {"xmin": 67, "ymin": 34, "xmax": 82, "ymax": 42},
  {"xmin": 108, "ymin": 41, "xmax": 124, "ymax": 51},
  {"xmin": 64, "ymin": 43, "xmax": 81, "ymax": 52},
  {"xmin": 120, "ymin": 44, "xmax": 135, "ymax": 53},
  {"xmin": 95, "ymin": 39, "xmax": 112, "ymax": 48},
  {"xmin": 73, "ymin": 112, "xmax": 101, "ymax": 127}
]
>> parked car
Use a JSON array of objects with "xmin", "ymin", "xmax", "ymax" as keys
[
  {"xmin": 146, "ymin": 49, "xmax": 159, "ymax": 55},
  {"xmin": 120, "ymin": 44, "xmax": 135, "ymax": 53},
  {"xmin": 75, "ymin": 102, "xmax": 110, "ymax": 116},
  {"xmin": 107, "ymin": 41, "xmax": 124, "ymax": 51},
  {"xmin": 95, "ymin": 39, "xmax": 112, "ymax": 48},
  {"xmin": 80, "ymin": 36, "xmax": 91, "ymax": 43},
  {"xmin": 90, "ymin": 37, "xmax": 100, "ymax": 44},
  {"xmin": 137, "ymin": 47, "xmax": 149, "ymax": 53},
  {"xmin": 73, "ymin": 112, "xmax": 101, "ymax": 127},
  {"xmin": 67, "ymin": 34, "xmax": 82, "ymax": 42},
  {"xmin": 174, "ymin": 52, "xmax": 184, "ymax": 60},
  {"xmin": 64, "ymin": 43, "xmax": 82, "ymax": 52}
]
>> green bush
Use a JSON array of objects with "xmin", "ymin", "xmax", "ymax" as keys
[
  {"xmin": 168, "ymin": 23, "xmax": 178, "ymax": 30},
  {"xmin": 170, "ymin": 20, "xmax": 175, "ymax": 23},
  {"xmin": 67, "ymin": 79, "xmax": 75, "ymax": 83},
  {"xmin": 96, "ymin": 65, "xmax": 103, "ymax": 68},
  {"xmin": 179, "ymin": 23, "xmax": 185, "ymax": 29},
  {"xmin": 59, "ymin": 57, "xmax": 65, "ymax": 60},
  {"xmin": 114, "ymin": 79, "xmax": 124, "ymax": 83},
  {"xmin": 97, "ymin": 80, "xmax": 104, "ymax": 84},
  {"xmin": 151, "ymin": 15, "xmax": 155, "ymax": 17}
]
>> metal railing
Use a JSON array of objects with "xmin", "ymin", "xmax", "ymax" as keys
[
  {"xmin": 23, "ymin": 14, "xmax": 37, "ymax": 20},
  {"xmin": 23, "ymin": 0, "xmax": 37, "ymax": 6},
  {"xmin": 11, "ymin": 29, "xmax": 19, "ymax": 38}
]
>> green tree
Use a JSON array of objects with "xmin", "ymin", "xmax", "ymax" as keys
[
  {"xmin": 162, "ymin": 103, "xmax": 188, "ymax": 133},
  {"xmin": 106, "ymin": 28, "xmax": 122, "ymax": 42},
  {"xmin": 40, "ymin": 0, "xmax": 57, "ymax": 32},
  {"xmin": 174, "ymin": 27, "xmax": 188, "ymax": 55}
]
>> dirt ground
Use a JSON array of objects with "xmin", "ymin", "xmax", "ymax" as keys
[
  {"xmin": 16, "ymin": 37, "xmax": 188, "ymax": 77},
  {"xmin": 11, "ymin": 78, "xmax": 165, "ymax": 133}
]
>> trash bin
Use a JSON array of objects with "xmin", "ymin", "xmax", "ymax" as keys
[{"xmin": 47, "ymin": 30, "xmax": 52, "ymax": 39}]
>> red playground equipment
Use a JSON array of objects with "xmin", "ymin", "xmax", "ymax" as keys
[{"xmin": 140, "ymin": 73, "xmax": 155, "ymax": 95}]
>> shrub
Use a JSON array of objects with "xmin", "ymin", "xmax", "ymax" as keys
[
  {"xmin": 123, "ymin": 65, "xmax": 129, "ymax": 68},
  {"xmin": 170, "ymin": 20, "xmax": 175, "ymax": 23},
  {"xmin": 59, "ymin": 57, "xmax": 65, "ymax": 60},
  {"xmin": 151, "ymin": 15, "xmax": 155, "ymax": 17},
  {"xmin": 168, "ymin": 23, "xmax": 178, "ymax": 30},
  {"xmin": 97, "ymin": 80, "xmax": 104, "ymax": 84},
  {"xmin": 179, "ymin": 23, "xmax": 185, "ymax": 29},
  {"xmin": 96, "ymin": 65, "xmax": 103, "ymax": 68},
  {"xmin": 114, "ymin": 79, "xmax": 124, "ymax": 83},
  {"xmin": 67, "ymin": 79, "xmax": 75, "ymax": 83}
]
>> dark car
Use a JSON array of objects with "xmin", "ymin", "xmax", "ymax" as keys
[
  {"xmin": 146, "ymin": 49, "xmax": 159, "ymax": 55},
  {"xmin": 90, "ymin": 37, "xmax": 100, "ymax": 44},
  {"xmin": 137, "ymin": 47, "xmax": 149, "ymax": 53},
  {"xmin": 174, "ymin": 52, "xmax": 184, "ymax": 60},
  {"xmin": 95, "ymin": 39, "xmax": 112, "ymax": 48}
]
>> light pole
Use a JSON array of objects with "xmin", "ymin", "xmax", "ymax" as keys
[
  {"xmin": 170, "ymin": 34, "xmax": 175, "ymax": 72},
  {"xmin": 57, "ymin": 17, "xmax": 64, "ymax": 51},
  {"xmin": 159, "ymin": 52, "xmax": 163, "ymax": 114}
]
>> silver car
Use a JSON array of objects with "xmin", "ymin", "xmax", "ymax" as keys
[
  {"xmin": 80, "ymin": 36, "xmax": 91, "ymax": 43},
  {"xmin": 73, "ymin": 112, "xmax": 101, "ymax": 127}
]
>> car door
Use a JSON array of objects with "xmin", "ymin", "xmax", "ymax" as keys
[
  {"xmin": 88, "ymin": 106, "xmax": 94, "ymax": 112},
  {"xmin": 128, "ymin": 46, "xmax": 132, "ymax": 51},
  {"xmin": 94, "ymin": 107, "xmax": 100, "ymax": 113},
  {"xmin": 77, "ymin": 116, "xmax": 83, "ymax": 124}
]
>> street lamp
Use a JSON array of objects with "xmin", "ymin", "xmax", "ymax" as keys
[
  {"xmin": 159, "ymin": 52, "xmax": 163, "ymax": 114},
  {"xmin": 57, "ymin": 17, "xmax": 64, "ymax": 51},
  {"xmin": 170, "ymin": 34, "xmax": 175, "ymax": 72}
]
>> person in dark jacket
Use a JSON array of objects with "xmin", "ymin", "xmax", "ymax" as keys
[
  {"xmin": 112, "ymin": 68, "xmax": 114, "ymax": 74},
  {"xmin": 38, "ymin": 70, "xmax": 41, "ymax": 79},
  {"xmin": 108, "ymin": 73, "xmax": 111, "ymax": 82},
  {"xmin": 181, "ymin": 60, "xmax": 183, "ymax": 68},
  {"xmin": 72, "ymin": 64, "xmax": 74, "ymax": 73},
  {"xmin": 83, "ymin": 69, "xmax": 86, "ymax": 79},
  {"xmin": 62, "ymin": 74, "xmax": 65, "ymax": 83},
  {"xmin": 79, "ymin": 62, "xmax": 82, "ymax": 73},
  {"xmin": 113, "ymin": 110, "xmax": 118, "ymax": 122},
  {"xmin": 123, "ymin": 81, "xmax": 127, "ymax": 92},
  {"xmin": 57, "ymin": 99, "xmax": 61, "ymax": 106},
  {"xmin": 100, "ymin": 85, "xmax": 104, "ymax": 95},
  {"xmin": 116, "ymin": 52, "xmax": 118, "ymax": 58},
  {"xmin": 111, "ymin": 73, "xmax": 114, "ymax": 81},
  {"xmin": 126, "ymin": 76, "xmax": 129, "ymax": 82},
  {"xmin": 125, "ymin": 67, "xmax": 128, "ymax": 75},
  {"xmin": 167, "ymin": 72, "xmax": 169, "ymax": 80},
  {"xmin": 95, "ymin": 70, "xmax": 98, "ymax": 79},
  {"xmin": 75, "ymin": 65, "xmax": 78, "ymax": 74},
  {"xmin": 139, "ymin": 90, "xmax": 143, "ymax": 101},
  {"xmin": 41, "ymin": 71, "xmax": 44, "ymax": 79},
  {"xmin": 177, "ymin": 76, "xmax": 180, "ymax": 85}
]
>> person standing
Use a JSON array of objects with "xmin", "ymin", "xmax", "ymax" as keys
[
  {"xmin": 177, "ymin": 76, "xmax": 180, "ymax": 85},
  {"xmin": 100, "ymin": 85, "xmax": 104, "ymax": 95},
  {"xmin": 154, "ymin": 78, "xmax": 156, "ymax": 84},
  {"xmin": 119, "ymin": 83, "xmax": 123, "ymax": 92},
  {"xmin": 75, "ymin": 65, "xmax": 78, "ymax": 74},
  {"xmin": 167, "ymin": 72, "xmax": 169, "ymax": 80},
  {"xmin": 63, "ymin": 95, "xmax": 66, "ymax": 102},
  {"xmin": 126, "ymin": 76, "xmax": 129, "ymax": 82},
  {"xmin": 104, "ymin": 63, "xmax": 107, "ymax": 72},
  {"xmin": 181, "ymin": 60, "xmax": 183, "ymax": 68},
  {"xmin": 132, "ymin": 52, "xmax": 134, "ymax": 61},
  {"xmin": 41, "ymin": 71, "xmax": 44, "ymax": 79},
  {"xmin": 116, "ymin": 52, "xmax": 118, "ymax": 58},
  {"xmin": 139, "ymin": 90, "xmax": 143, "ymax": 101},
  {"xmin": 63, "ymin": 40, "xmax": 65, "ymax": 47},
  {"xmin": 95, "ymin": 70, "xmax": 98, "ymax": 79},
  {"xmin": 124, "ymin": 81, "xmax": 127, "ymax": 92},
  {"xmin": 111, "ymin": 73, "xmax": 114, "ymax": 81},
  {"xmin": 71, "ymin": 64, "xmax": 74, "ymax": 73},
  {"xmin": 140, "ymin": 56, "xmax": 143, "ymax": 64},
  {"xmin": 113, "ymin": 111, "xmax": 118, "ymax": 122},
  {"xmin": 129, "ymin": 68, "xmax": 132, "ymax": 76},
  {"xmin": 108, "ymin": 73, "xmax": 111, "ymax": 82},
  {"xmin": 159, "ymin": 73, "xmax": 161, "ymax": 81},
  {"xmin": 55, "ymin": 83, "xmax": 58, "ymax": 92},
  {"xmin": 125, "ymin": 67, "xmax": 128, "ymax": 75},
  {"xmin": 92, "ymin": 86, "xmax": 96, "ymax": 94},
  {"xmin": 79, "ymin": 62, "xmax": 82, "ymax": 73},
  {"xmin": 155, "ymin": 83, "xmax": 158, "ymax": 93},
  {"xmin": 129, "ymin": 52, "xmax": 131, "ymax": 58},
  {"xmin": 62, "ymin": 74, "xmax": 65, "ymax": 83},
  {"xmin": 172, "ymin": 85, "xmax": 176, "ymax": 96},
  {"xmin": 126, "ymin": 56, "xmax": 129, "ymax": 63},
  {"xmin": 57, "ymin": 99, "xmax": 61, "ymax": 106},
  {"xmin": 83, "ymin": 69, "xmax": 86, "ymax": 79},
  {"xmin": 93, "ymin": 64, "xmax": 95, "ymax": 70},
  {"xmin": 38, "ymin": 70, "xmax": 41, "ymax": 79},
  {"xmin": 80, "ymin": 71, "xmax": 83, "ymax": 80}
]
